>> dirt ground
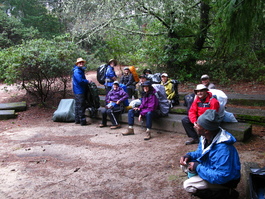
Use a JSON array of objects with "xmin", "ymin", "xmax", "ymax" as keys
[{"xmin": 0, "ymin": 71, "xmax": 265, "ymax": 199}]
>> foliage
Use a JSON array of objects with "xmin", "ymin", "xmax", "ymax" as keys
[
  {"xmin": 1, "ymin": 0, "xmax": 65, "ymax": 38},
  {"xmin": 0, "ymin": 10, "xmax": 39, "ymax": 48},
  {"xmin": 0, "ymin": 36, "xmax": 88, "ymax": 105}
]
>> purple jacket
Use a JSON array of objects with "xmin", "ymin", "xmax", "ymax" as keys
[
  {"xmin": 139, "ymin": 89, "xmax": 159, "ymax": 116},
  {"xmin": 106, "ymin": 87, "xmax": 128, "ymax": 103}
]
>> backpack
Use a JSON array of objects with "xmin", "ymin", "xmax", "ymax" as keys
[
  {"xmin": 86, "ymin": 81, "xmax": 100, "ymax": 118},
  {"xmin": 97, "ymin": 64, "xmax": 108, "ymax": 85},
  {"xmin": 148, "ymin": 73, "xmax": 161, "ymax": 84},
  {"xmin": 170, "ymin": 79, "xmax": 180, "ymax": 106},
  {"xmin": 152, "ymin": 84, "xmax": 170, "ymax": 116},
  {"xmin": 129, "ymin": 66, "xmax": 139, "ymax": 83}
]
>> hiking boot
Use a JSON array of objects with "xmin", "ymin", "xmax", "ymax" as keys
[
  {"xmin": 144, "ymin": 129, "xmax": 151, "ymax": 140},
  {"xmin": 185, "ymin": 138, "xmax": 199, "ymax": 145},
  {"xmin": 110, "ymin": 124, "xmax": 121, "ymax": 129},
  {"xmin": 99, "ymin": 123, "xmax": 107, "ymax": 128},
  {"xmin": 122, "ymin": 128, "xmax": 134, "ymax": 136}
]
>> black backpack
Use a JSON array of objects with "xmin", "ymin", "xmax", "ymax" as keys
[
  {"xmin": 97, "ymin": 64, "xmax": 108, "ymax": 85},
  {"xmin": 86, "ymin": 81, "xmax": 100, "ymax": 118},
  {"xmin": 171, "ymin": 79, "xmax": 180, "ymax": 106}
]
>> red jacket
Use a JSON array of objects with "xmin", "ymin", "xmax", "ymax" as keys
[{"xmin": 188, "ymin": 92, "xmax": 220, "ymax": 123}]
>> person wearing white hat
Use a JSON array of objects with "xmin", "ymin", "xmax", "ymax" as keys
[
  {"xmin": 181, "ymin": 84, "xmax": 220, "ymax": 145},
  {"xmin": 160, "ymin": 73, "xmax": 176, "ymax": 107},
  {"xmin": 72, "ymin": 58, "xmax": 90, "ymax": 126}
]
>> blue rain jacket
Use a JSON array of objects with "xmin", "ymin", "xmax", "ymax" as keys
[{"xmin": 187, "ymin": 129, "xmax": 241, "ymax": 185}]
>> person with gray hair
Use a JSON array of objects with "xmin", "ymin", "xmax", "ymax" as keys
[{"xmin": 179, "ymin": 109, "xmax": 241, "ymax": 199}]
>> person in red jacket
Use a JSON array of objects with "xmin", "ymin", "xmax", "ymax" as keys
[{"xmin": 181, "ymin": 84, "xmax": 220, "ymax": 145}]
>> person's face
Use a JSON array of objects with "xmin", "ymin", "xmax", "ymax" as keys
[
  {"xmin": 194, "ymin": 123, "xmax": 207, "ymax": 136},
  {"xmin": 195, "ymin": 89, "xmax": 208, "ymax": 99},
  {"xmin": 143, "ymin": 86, "xmax": 149, "ymax": 92},
  {"xmin": 140, "ymin": 77, "xmax": 147, "ymax": 83},
  {"xmin": 161, "ymin": 76, "xmax": 168, "ymax": 83},
  {"xmin": 110, "ymin": 61, "xmax": 115, "ymax": 67},
  {"xmin": 201, "ymin": 78, "xmax": 210, "ymax": 86},
  {"xmin": 77, "ymin": 61, "xmax": 85, "ymax": 67},
  {"xmin": 124, "ymin": 69, "xmax": 130, "ymax": 74},
  {"xmin": 113, "ymin": 84, "xmax": 119, "ymax": 90}
]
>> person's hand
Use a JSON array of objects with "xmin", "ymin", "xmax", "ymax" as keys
[
  {"xmin": 116, "ymin": 100, "xmax": 120, "ymax": 104},
  {"xmin": 188, "ymin": 162, "xmax": 195, "ymax": 171},
  {"xmin": 180, "ymin": 156, "xmax": 190, "ymax": 166},
  {"xmin": 134, "ymin": 107, "xmax": 140, "ymax": 111},
  {"xmin": 138, "ymin": 115, "xmax": 142, "ymax": 122}
]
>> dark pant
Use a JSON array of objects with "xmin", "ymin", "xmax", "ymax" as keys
[
  {"xmin": 101, "ymin": 106, "xmax": 121, "ymax": 126},
  {"xmin": 75, "ymin": 94, "xmax": 87, "ymax": 124},
  {"xmin": 181, "ymin": 116, "xmax": 198, "ymax": 140},
  {"xmin": 128, "ymin": 109, "xmax": 159, "ymax": 129}
]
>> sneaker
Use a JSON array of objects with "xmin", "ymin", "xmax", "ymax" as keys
[
  {"xmin": 122, "ymin": 128, "xmax": 134, "ymax": 136},
  {"xmin": 98, "ymin": 124, "xmax": 107, "ymax": 128},
  {"xmin": 185, "ymin": 138, "xmax": 199, "ymax": 145},
  {"xmin": 110, "ymin": 124, "xmax": 121, "ymax": 129}
]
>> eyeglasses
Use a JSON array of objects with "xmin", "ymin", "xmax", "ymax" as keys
[{"xmin": 201, "ymin": 78, "xmax": 208, "ymax": 81}]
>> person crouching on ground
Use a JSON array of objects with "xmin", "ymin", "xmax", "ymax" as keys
[
  {"xmin": 122, "ymin": 81, "xmax": 159, "ymax": 140},
  {"xmin": 72, "ymin": 57, "xmax": 90, "ymax": 126},
  {"xmin": 179, "ymin": 109, "xmax": 241, "ymax": 199},
  {"xmin": 99, "ymin": 81, "xmax": 128, "ymax": 129}
]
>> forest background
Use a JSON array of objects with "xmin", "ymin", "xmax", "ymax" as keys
[{"xmin": 0, "ymin": 0, "xmax": 264, "ymax": 105}]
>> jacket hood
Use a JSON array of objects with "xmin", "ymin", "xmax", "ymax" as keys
[{"xmin": 201, "ymin": 128, "xmax": 236, "ymax": 155}]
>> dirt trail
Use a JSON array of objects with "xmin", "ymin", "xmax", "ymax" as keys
[{"xmin": 0, "ymin": 72, "xmax": 265, "ymax": 199}]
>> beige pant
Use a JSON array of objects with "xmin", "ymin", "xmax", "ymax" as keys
[{"xmin": 183, "ymin": 175, "xmax": 226, "ymax": 193}]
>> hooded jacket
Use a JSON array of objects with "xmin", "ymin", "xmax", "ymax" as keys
[
  {"xmin": 104, "ymin": 65, "xmax": 117, "ymax": 87},
  {"xmin": 187, "ymin": 128, "xmax": 241, "ymax": 185},
  {"xmin": 189, "ymin": 91, "xmax": 220, "ymax": 123},
  {"xmin": 72, "ymin": 65, "xmax": 89, "ymax": 94},
  {"xmin": 139, "ymin": 88, "xmax": 159, "ymax": 116},
  {"xmin": 105, "ymin": 87, "xmax": 128, "ymax": 103}
]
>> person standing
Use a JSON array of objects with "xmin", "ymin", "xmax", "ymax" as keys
[
  {"xmin": 122, "ymin": 81, "xmax": 159, "ymax": 140},
  {"xmin": 72, "ymin": 58, "xmax": 90, "ymax": 126},
  {"xmin": 105, "ymin": 59, "xmax": 118, "ymax": 94},
  {"xmin": 179, "ymin": 109, "xmax": 240, "ymax": 199},
  {"xmin": 182, "ymin": 84, "xmax": 220, "ymax": 145}
]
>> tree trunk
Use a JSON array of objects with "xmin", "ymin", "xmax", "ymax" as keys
[{"xmin": 193, "ymin": 1, "xmax": 210, "ymax": 52}]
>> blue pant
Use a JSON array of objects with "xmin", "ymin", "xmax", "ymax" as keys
[
  {"xmin": 128, "ymin": 109, "xmax": 159, "ymax": 129},
  {"xmin": 74, "ymin": 94, "xmax": 87, "ymax": 124}
]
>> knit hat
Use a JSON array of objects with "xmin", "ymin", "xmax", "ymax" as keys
[{"xmin": 197, "ymin": 109, "xmax": 221, "ymax": 131}]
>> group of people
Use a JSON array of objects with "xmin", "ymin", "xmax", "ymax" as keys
[{"xmin": 72, "ymin": 57, "xmax": 241, "ymax": 199}]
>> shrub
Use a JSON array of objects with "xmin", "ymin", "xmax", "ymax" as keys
[{"xmin": 0, "ymin": 37, "xmax": 88, "ymax": 105}]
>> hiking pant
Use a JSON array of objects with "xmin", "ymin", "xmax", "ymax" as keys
[
  {"xmin": 128, "ymin": 109, "xmax": 159, "ymax": 129},
  {"xmin": 181, "ymin": 116, "xmax": 198, "ymax": 140},
  {"xmin": 101, "ymin": 106, "xmax": 121, "ymax": 126},
  {"xmin": 74, "ymin": 94, "xmax": 87, "ymax": 124}
]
